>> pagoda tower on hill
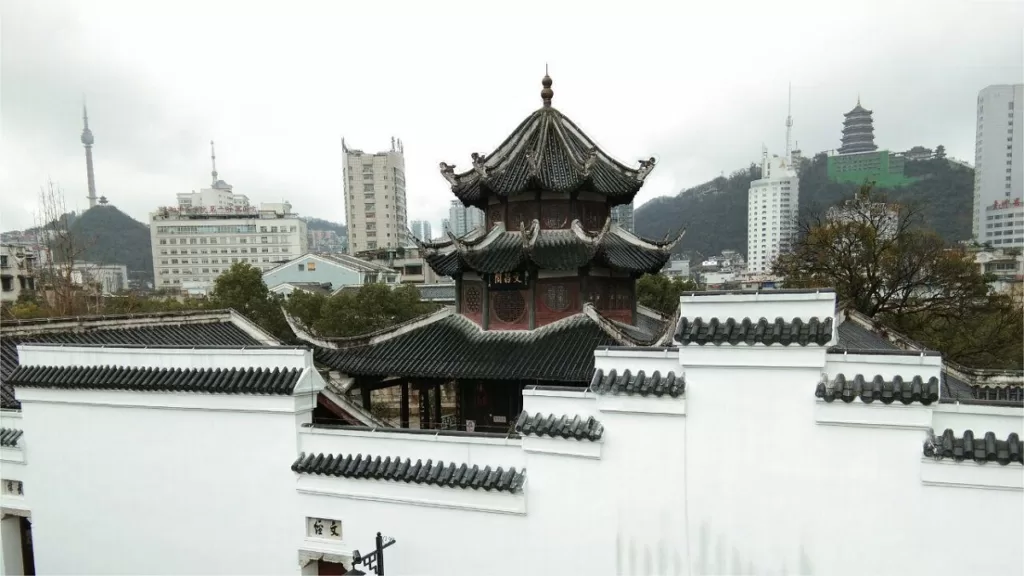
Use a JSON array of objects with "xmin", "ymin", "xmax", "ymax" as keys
[
  {"xmin": 288, "ymin": 73, "xmax": 684, "ymax": 432},
  {"xmin": 838, "ymin": 98, "xmax": 879, "ymax": 154}
]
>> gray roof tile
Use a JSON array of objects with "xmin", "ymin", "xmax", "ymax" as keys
[
  {"xmin": 834, "ymin": 321, "xmax": 900, "ymax": 351},
  {"xmin": 675, "ymin": 317, "xmax": 833, "ymax": 346},
  {"xmin": 442, "ymin": 106, "xmax": 650, "ymax": 209},
  {"xmin": 589, "ymin": 369, "xmax": 684, "ymax": 398},
  {"xmin": 514, "ymin": 411, "xmax": 604, "ymax": 441},
  {"xmin": 0, "ymin": 428, "xmax": 23, "ymax": 447},
  {"xmin": 291, "ymin": 452, "xmax": 526, "ymax": 493},
  {"xmin": 815, "ymin": 374, "xmax": 940, "ymax": 405},
  {"xmin": 1, "ymin": 313, "xmax": 263, "ymax": 409},
  {"xmin": 924, "ymin": 429, "xmax": 1022, "ymax": 465},
  {"xmin": 8, "ymin": 365, "xmax": 302, "ymax": 396}
]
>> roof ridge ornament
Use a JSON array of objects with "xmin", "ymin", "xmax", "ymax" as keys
[
  {"xmin": 541, "ymin": 68, "xmax": 553, "ymax": 108},
  {"xmin": 471, "ymin": 152, "xmax": 489, "ymax": 180},
  {"xmin": 439, "ymin": 162, "xmax": 458, "ymax": 186},
  {"xmin": 637, "ymin": 157, "xmax": 657, "ymax": 181}
]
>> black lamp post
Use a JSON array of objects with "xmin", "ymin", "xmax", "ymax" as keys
[{"xmin": 351, "ymin": 532, "xmax": 396, "ymax": 576}]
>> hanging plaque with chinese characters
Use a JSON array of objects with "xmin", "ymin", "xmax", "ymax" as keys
[
  {"xmin": 486, "ymin": 269, "xmax": 529, "ymax": 291},
  {"xmin": 306, "ymin": 517, "xmax": 343, "ymax": 541}
]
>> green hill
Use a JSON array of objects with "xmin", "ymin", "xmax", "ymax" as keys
[
  {"xmin": 71, "ymin": 205, "xmax": 153, "ymax": 283},
  {"xmin": 634, "ymin": 154, "xmax": 974, "ymax": 261}
]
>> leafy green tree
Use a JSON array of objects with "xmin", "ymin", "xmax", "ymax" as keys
[
  {"xmin": 775, "ymin": 186, "xmax": 1022, "ymax": 369},
  {"xmin": 208, "ymin": 262, "xmax": 292, "ymax": 341},
  {"xmin": 934, "ymin": 144, "xmax": 946, "ymax": 159},
  {"xmin": 285, "ymin": 283, "xmax": 438, "ymax": 338},
  {"xmin": 636, "ymin": 274, "xmax": 698, "ymax": 316}
]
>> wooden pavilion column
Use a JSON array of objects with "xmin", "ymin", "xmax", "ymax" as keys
[
  {"xmin": 418, "ymin": 383, "xmax": 432, "ymax": 429},
  {"xmin": 361, "ymin": 385, "xmax": 372, "ymax": 411},
  {"xmin": 433, "ymin": 383, "xmax": 443, "ymax": 428},
  {"xmin": 400, "ymin": 382, "xmax": 410, "ymax": 428}
]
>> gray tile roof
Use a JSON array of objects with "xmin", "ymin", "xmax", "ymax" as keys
[
  {"xmin": 925, "ymin": 429, "xmax": 1022, "ymax": 465},
  {"xmin": 1, "ymin": 311, "xmax": 265, "ymax": 409},
  {"xmin": 310, "ymin": 307, "xmax": 659, "ymax": 384},
  {"xmin": 0, "ymin": 428, "xmax": 23, "ymax": 447},
  {"xmin": 514, "ymin": 411, "xmax": 604, "ymax": 441},
  {"xmin": 8, "ymin": 365, "xmax": 303, "ymax": 396},
  {"xmin": 422, "ymin": 226, "xmax": 677, "ymax": 277},
  {"xmin": 291, "ymin": 452, "xmax": 526, "ymax": 493},
  {"xmin": 589, "ymin": 369, "xmax": 685, "ymax": 398},
  {"xmin": 675, "ymin": 317, "xmax": 833, "ymax": 346},
  {"xmin": 441, "ymin": 105, "xmax": 651, "ymax": 210},
  {"xmin": 415, "ymin": 283, "xmax": 456, "ymax": 302},
  {"xmin": 971, "ymin": 385, "xmax": 1023, "ymax": 404},
  {"xmin": 815, "ymin": 374, "xmax": 940, "ymax": 405},
  {"xmin": 834, "ymin": 321, "xmax": 900, "ymax": 351}
]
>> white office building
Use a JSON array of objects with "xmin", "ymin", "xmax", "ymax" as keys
[
  {"xmin": 448, "ymin": 200, "xmax": 485, "ymax": 238},
  {"xmin": 343, "ymin": 139, "xmax": 408, "ymax": 253},
  {"xmin": 747, "ymin": 150, "xmax": 799, "ymax": 274},
  {"xmin": 974, "ymin": 85, "xmax": 1023, "ymax": 247},
  {"xmin": 149, "ymin": 147, "xmax": 307, "ymax": 293},
  {"xmin": 410, "ymin": 220, "xmax": 432, "ymax": 243}
]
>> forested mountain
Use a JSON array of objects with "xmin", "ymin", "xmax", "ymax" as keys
[
  {"xmin": 71, "ymin": 205, "xmax": 154, "ymax": 281},
  {"xmin": 635, "ymin": 153, "xmax": 974, "ymax": 260},
  {"xmin": 304, "ymin": 217, "xmax": 347, "ymax": 237}
]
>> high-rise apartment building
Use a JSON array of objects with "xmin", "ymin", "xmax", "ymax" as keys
[
  {"xmin": 973, "ymin": 84, "xmax": 1023, "ymax": 247},
  {"xmin": 747, "ymin": 150, "xmax": 799, "ymax": 274},
  {"xmin": 610, "ymin": 202, "xmax": 634, "ymax": 233},
  {"xmin": 150, "ymin": 144, "xmax": 308, "ymax": 294},
  {"xmin": 447, "ymin": 200, "xmax": 485, "ymax": 238},
  {"xmin": 410, "ymin": 220, "xmax": 433, "ymax": 242},
  {"xmin": 343, "ymin": 138, "xmax": 408, "ymax": 253}
]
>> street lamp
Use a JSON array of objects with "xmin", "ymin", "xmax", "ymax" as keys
[{"xmin": 351, "ymin": 532, "xmax": 396, "ymax": 576}]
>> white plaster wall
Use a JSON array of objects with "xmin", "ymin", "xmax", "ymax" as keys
[
  {"xmin": 931, "ymin": 403, "xmax": 1024, "ymax": 437},
  {"xmin": 0, "ymin": 516, "xmax": 24, "ymax": 576},
  {"xmin": 678, "ymin": 291, "xmax": 836, "ymax": 322},
  {"xmin": 19, "ymin": 389, "xmax": 306, "ymax": 575}
]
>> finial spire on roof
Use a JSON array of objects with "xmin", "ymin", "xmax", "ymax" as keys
[
  {"xmin": 82, "ymin": 98, "xmax": 90, "ymax": 130},
  {"xmin": 541, "ymin": 65, "xmax": 553, "ymax": 108},
  {"xmin": 210, "ymin": 140, "xmax": 218, "ymax": 186}
]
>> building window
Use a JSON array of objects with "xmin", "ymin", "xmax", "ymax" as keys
[
  {"xmin": 298, "ymin": 264, "xmax": 305, "ymax": 271},
  {"xmin": 363, "ymin": 184, "xmax": 374, "ymax": 192},
  {"xmin": 307, "ymin": 261, "xmax": 316, "ymax": 271}
]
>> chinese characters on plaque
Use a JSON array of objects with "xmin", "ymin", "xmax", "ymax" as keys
[
  {"xmin": 307, "ymin": 517, "xmax": 342, "ymax": 540},
  {"xmin": 2, "ymin": 479, "xmax": 24, "ymax": 496},
  {"xmin": 486, "ymin": 270, "xmax": 529, "ymax": 290}
]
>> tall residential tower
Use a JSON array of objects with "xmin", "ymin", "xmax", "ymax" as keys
[
  {"xmin": 747, "ymin": 90, "xmax": 799, "ymax": 274},
  {"xmin": 973, "ymin": 84, "xmax": 1023, "ymax": 247},
  {"xmin": 343, "ymin": 138, "xmax": 408, "ymax": 253}
]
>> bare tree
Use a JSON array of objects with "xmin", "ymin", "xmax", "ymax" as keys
[{"xmin": 33, "ymin": 180, "xmax": 96, "ymax": 316}]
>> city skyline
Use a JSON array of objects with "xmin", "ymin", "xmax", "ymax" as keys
[{"xmin": 2, "ymin": 0, "xmax": 1022, "ymax": 234}]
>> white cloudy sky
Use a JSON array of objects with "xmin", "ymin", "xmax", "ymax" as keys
[{"xmin": 1, "ymin": 0, "xmax": 1021, "ymax": 234}]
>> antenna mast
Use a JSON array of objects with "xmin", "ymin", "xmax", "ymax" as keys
[
  {"xmin": 210, "ymin": 140, "xmax": 218, "ymax": 186},
  {"xmin": 785, "ymin": 83, "xmax": 793, "ymax": 162}
]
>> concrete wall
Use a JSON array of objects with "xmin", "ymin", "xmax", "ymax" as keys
[
  {"xmin": 0, "ymin": 516, "xmax": 24, "ymax": 576},
  {"xmin": 264, "ymin": 256, "xmax": 360, "ymax": 291},
  {"xmin": 7, "ymin": 292, "xmax": 1022, "ymax": 576},
  {"xmin": 14, "ymin": 346, "xmax": 321, "ymax": 576}
]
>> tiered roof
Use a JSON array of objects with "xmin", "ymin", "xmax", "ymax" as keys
[
  {"xmin": 438, "ymin": 73, "xmax": 656, "ymax": 209},
  {"xmin": 838, "ymin": 98, "xmax": 878, "ymax": 154},
  {"xmin": 418, "ymin": 219, "xmax": 684, "ymax": 277},
  {"xmin": 287, "ymin": 305, "xmax": 675, "ymax": 385}
]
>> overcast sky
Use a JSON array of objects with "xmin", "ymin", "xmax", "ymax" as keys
[{"xmin": 2, "ymin": 0, "xmax": 1021, "ymax": 234}]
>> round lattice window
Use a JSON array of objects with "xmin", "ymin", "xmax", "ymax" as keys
[
  {"xmin": 543, "ymin": 284, "xmax": 570, "ymax": 312},
  {"xmin": 543, "ymin": 205, "xmax": 567, "ymax": 229},
  {"xmin": 487, "ymin": 205, "xmax": 504, "ymax": 227},
  {"xmin": 492, "ymin": 290, "xmax": 527, "ymax": 323},
  {"xmin": 583, "ymin": 206, "xmax": 603, "ymax": 230},
  {"xmin": 464, "ymin": 285, "xmax": 482, "ymax": 313}
]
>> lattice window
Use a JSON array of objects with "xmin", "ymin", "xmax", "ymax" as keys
[
  {"xmin": 583, "ymin": 204, "xmax": 604, "ymax": 230},
  {"xmin": 542, "ymin": 204, "xmax": 568, "ymax": 229},
  {"xmin": 492, "ymin": 290, "xmax": 527, "ymax": 323},
  {"xmin": 543, "ymin": 283, "xmax": 570, "ymax": 312},
  {"xmin": 487, "ymin": 205, "xmax": 504, "ymax": 228},
  {"xmin": 463, "ymin": 284, "xmax": 482, "ymax": 313}
]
